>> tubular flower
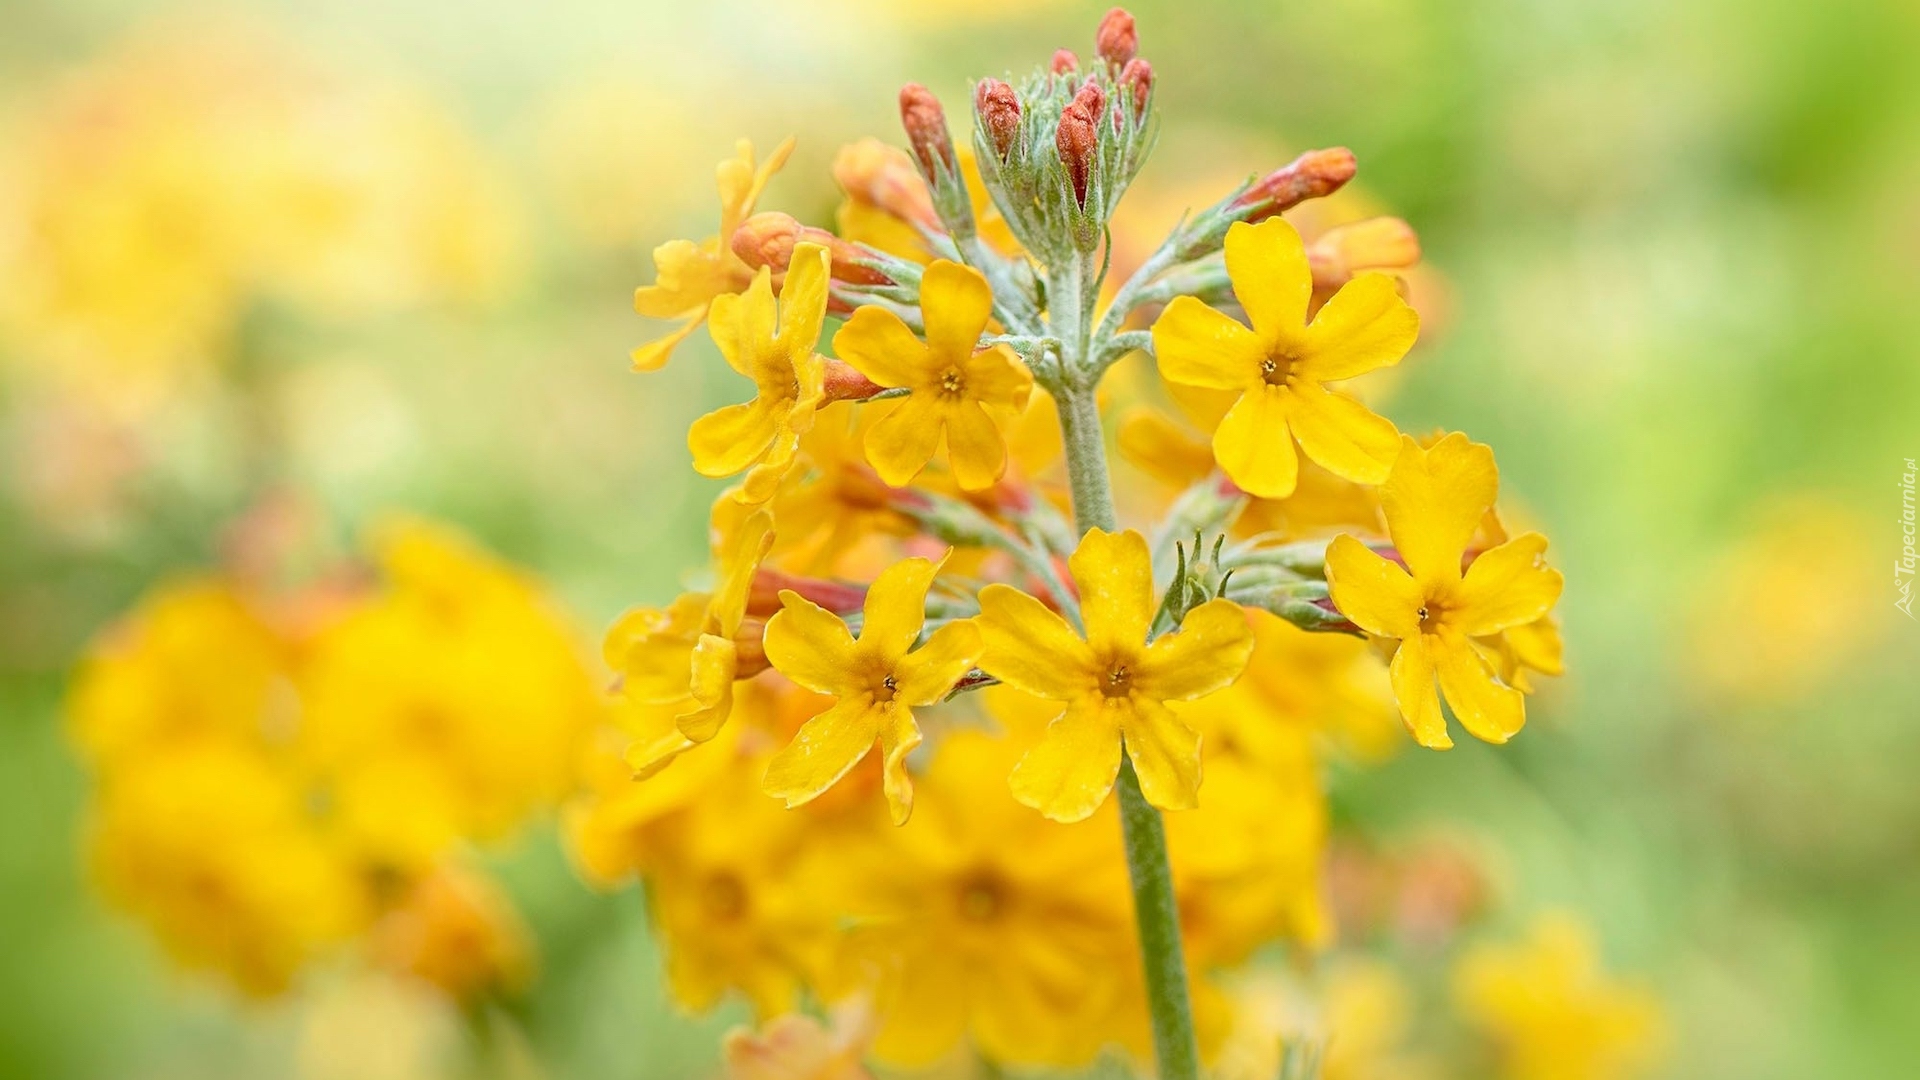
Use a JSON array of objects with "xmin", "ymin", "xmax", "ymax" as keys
[
  {"xmin": 833, "ymin": 260, "xmax": 1032, "ymax": 490},
  {"xmin": 762, "ymin": 555, "xmax": 980, "ymax": 825},
  {"xmin": 975, "ymin": 528, "xmax": 1255, "ymax": 822},
  {"xmin": 633, "ymin": 136, "xmax": 796, "ymax": 371},
  {"xmin": 689, "ymin": 245, "xmax": 831, "ymax": 503},
  {"xmin": 1150, "ymin": 218, "xmax": 1419, "ymax": 498},
  {"xmin": 607, "ymin": 511, "xmax": 776, "ymax": 766},
  {"xmin": 1323, "ymin": 434, "xmax": 1564, "ymax": 749}
]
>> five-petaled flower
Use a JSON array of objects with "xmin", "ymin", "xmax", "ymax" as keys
[
  {"xmin": 975, "ymin": 528, "xmax": 1255, "ymax": 822},
  {"xmin": 633, "ymin": 137, "xmax": 795, "ymax": 371},
  {"xmin": 762, "ymin": 555, "xmax": 981, "ymax": 825},
  {"xmin": 688, "ymin": 244, "xmax": 831, "ymax": 504},
  {"xmin": 1150, "ymin": 217, "xmax": 1419, "ymax": 499},
  {"xmin": 1324, "ymin": 433, "xmax": 1564, "ymax": 748},
  {"xmin": 833, "ymin": 259, "xmax": 1033, "ymax": 490}
]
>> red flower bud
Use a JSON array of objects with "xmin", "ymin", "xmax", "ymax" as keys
[
  {"xmin": 1232, "ymin": 147, "xmax": 1359, "ymax": 221},
  {"xmin": 832, "ymin": 139, "xmax": 939, "ymax": 229},
  {"xmin": 1096, "ymin": 8, "xmax": 1138, "ymax": 67},
  {"xmin": 731, "ymin": 211, "xmax": 894, "ymax": 287},
  {"xmin": 974, "ymin": 78, "xmax": 1022, "ymax": 161},
  {"xmin": 1055, "ymin": 96, "xmax": 1099, "ymax": 207},
  {"xmin": 1074, "ymin": 78, "xmax": 1107, "ymax": 119},
  {"xmin": 1119, "ymin": 58, "xmax": 1153, "ymax": 117},
  {"xmin": 1051, "ymin": 48, "xmax": 1079, "ymax": 75},
  {"xmin": 898, "ymin": 83, "xmax": 956, "ymax": 180}
]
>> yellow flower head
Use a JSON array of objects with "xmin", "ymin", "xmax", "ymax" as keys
[
  {"xmin": 1150, "ymin": 218, "xmax": 1418, "ymax": 498},
  {"xmin": 975, "ymin": 528, "xmax": 1255, "ymax": 822},
  {"xmin": 833, "ymin": 259, "xmax": 1033, "ymax": 490},
  {"xmin": 607, "ymin": 510, "xmax": 776, "ymax": 767},
  {"xmin": 688, "ymin": 245, "xmax": 831, "ymax": 503},
  {"xmin": 762, "ymin": 555, "xmax": 981, "ymax": 825},
  {"xmin": 1324, "ymin": 434, "xmax": 1564, "ymax": 749},
  {"xmin": 633, "ymin": 136, "xmax": 796, "ymax": 371}
]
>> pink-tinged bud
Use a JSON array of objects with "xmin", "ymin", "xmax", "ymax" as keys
[
  {"xmin": 899, "ymin": 83, "xmax": 956, "ymax": 179},
  {"xmin": 1096, "ymin": 8, "xmax": 1138, "ymax": 67},
  {"xmin": 732, "ymin": 212, "xmax": 894, "ymax": 288},
  {"xmin": 1074, "ymin": 78, "xmax": 1107, "ymax": 119},
  {"xmin": 1307, "ymin": 216, "xmax": 1421, "ymax": 288},
  {"xmin": 1119, "ymin": 58, "xmax": 1154, "ymax": 117},
  {"xmin": 1232, "ymin": 147, "xmax": 1359, "ymax": 221},
  {"xmin": 821, "ymin": 359, "xmax": 889, "ymax": 403},
  {"xmin": 974, "ymin": 78, "xmax": 1022, "ymax": 161},
  {"xmin": 1056, "ymin": 96, "xmax": 1099, "ymax": 207},
  {"xmin": 1051, "ymin": 48, "xmax": 1079, "ymax": 75},
  {"xmin": 749, "ymin": 568, "xmax": 867, "ymax": 616},
  {"xmin": 832, "ymin": 139, "xmax": 939, "ymax": 229}
]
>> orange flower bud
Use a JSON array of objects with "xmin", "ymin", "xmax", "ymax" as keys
[
  {"xmin": 1096, "ymin": 8, "xmax": 1138, "ymax": 67},
  {"xmin": 1119, "ymin": 58, "xmax": 1153, "ymax": 118},
  {"xmin": 1056, "ymin": 94, "xmax": 1100, "ymax": 207},
  {"xmin": 1051, "ymin": 48, "xmax": 1079, "ymax": 75},
  {"xmin": 1233, "ymin": 147, "xmax": 1358, "ymax": 222},
  {"xmin": 1308, "ymin": 216, "xmax": 1422, "ymax": 289},
  {"xmin": 732, "ymin": 212, "xmax": 896, "ymax": 288},
  {"xmin": 899, "ymin": 83, "xmax": 956, "ymax": 179},
  {"xmin": 975, "ymin": 78, "xmax": 1022, "ymax": 161},
  {"xmin": 832, "ymin": 138, "xmax": 939, "ymax": 229}
]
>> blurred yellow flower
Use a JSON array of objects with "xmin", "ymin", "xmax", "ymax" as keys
[
  {"xmin": 723, "ymin": 1003, "xmax": 875, "ymax": 1080},
  {"xmin": 1453, "ymin": 914, "xmax": 1667, "ymax": 1080},
  {"xmin": 688, "ymin": 247, "xmax": 830, "ymax": 503},
  {"xmin": 369, "ymin": 861, "xmax": 535, "ymax": 1001},
  {"xmin": 1325, "ymin": 434, "xmax": 1563, "ymax": 749},
  {"xmin": 976, "ymin": 528, "xmax": 1253, "ymax": 821},
  {"xmin": 1151, "ymin": 219, "xmax": 1417, "ymax": 498},
  {"xmin": 633, "ymin": 137, "xmax": 796, "ymax": 371},
  {"xmin": 762, "ymin": 555, "xmax": 980, "ymax": 824},
  {"xmin": 834, "ymin": 260, "xmax": 1033, "ymax": 490}
]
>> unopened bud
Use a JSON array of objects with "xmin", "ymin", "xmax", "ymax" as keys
[
  {"xmin": 1233, "ymin": 147, "xmax": 1358, "ymax": 222},
  {"xmin": 1055, "ymin": 95, "xmax": 1100, "ymax": 207},
  {"xmin": 832, "ymin": 138, "xmax": 938, "ymax": 228},
  {"xmin": 974, "ymin": 78, "xmax": 1022, "ymax": 161},
  {"xmin": 820, "ymin": 359, "xmax": 889, "ymax": 403},
  {"xmin": 899, "ymin": 83, "xmax": 957, "ymax": 180},
  {"xmin": 1307, "ymin": 216, "xmax": 1421, "ymax": 288},
  {"xmin": 731, "ymin": 211, "xmax": 894, "ymax": 287},
  {"xmin": 1051, "ymin": 48, "xmax": 1079, "ymax": 75},
  {"xmin": 749, "ymin": 568, "xmax": 867, "ymax": 615},
  {"xmin": 1119, "ymin": 58, "xmax": 1154, "ymax": 117},
  {"xmin": 1096, "ymin": 8, "xmax": 1138, "ymax": 67}
]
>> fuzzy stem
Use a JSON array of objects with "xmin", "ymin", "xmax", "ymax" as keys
[{"xmin": 1048, "ymin": 246, "xmax": 1201, "ymax": 1080}]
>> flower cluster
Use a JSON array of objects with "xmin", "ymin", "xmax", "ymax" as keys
[
  {"xmin": 68, "ymin": 519, "xmax": 596, "ymax": 998},
  {"xmin": 589, "ymin": 7, "xmax": 1572, "ymax": 1075}
]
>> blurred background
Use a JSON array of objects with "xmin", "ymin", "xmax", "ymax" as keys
[{"xmin": 2, "ymin": 0, "xmax": 1916, "ymax": 1077}]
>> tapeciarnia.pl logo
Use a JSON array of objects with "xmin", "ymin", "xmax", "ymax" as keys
[{"xmin": 1899, "ymin": 457, "xmax": 1917, "ymax": 619}]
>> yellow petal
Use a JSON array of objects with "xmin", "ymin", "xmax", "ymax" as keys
[
  {"xmin": 677, "ymin": 635, "xmax": 737, "ymax": 741},
  {"xmin": 1213, "ymin": 384, "xmax": 1298, "ymax": 499},
  {"xmin": 975, "ymin": 584, "xmax": 1097, "ymax": 699},
  {"xmin": 1151, "ymin": 295, "xmax": 1263, "ymax": 391},
  {"xmin": 709, "ymin": 270, "xmax": 777, "ymax": 379},
  {"xmin": 688, "ymin": 398, "xmax": 781, "ymax": 478},
  {"xmin": 620, "ymin": 634, "xmax": 700, "ymax": 703},
  {"xmin": 634, "ymin": 238, "xmax": 728, "ymax": 318},
  {"xmin": 1388, "ymin": 634, "xmax": 1451, "ymax": 749},
  {"xmin": 943, "ymin": 399, "xmax": 1009, "ymax": 491},
  {"xmin": 762, "ymin": 697, "xmax": 884, "ymax": 809},
  {"xmin": 1136, "ymin": 599, "xmax": 1254, "ymax": 700},
  {"xmin": 710, "ymin": 510, "xmax": 774, "ymax": 636},
  {"xmin": 1068, "ymin": 528, "xmax": 1155, "ymax": 660},
  {"xmin": 1434, "ymin": 636, "xmax": 1526, "ymax": 743},
  {"xmin": 1116, "ymin": 408, "xmax": 1215, "ymax": 490},
  {"xmin": 1287, "ymin": 381, "xmax": 1401, "ymax": 485},
  {"xmin": 877, "ymin": 702, "xmax": 924, "ymax": 826},
  {"xmin": 863, "ymin": 396, "xmax": 944, "ymax": 486},
  {"xmin": 778, "ymin": 243, "xmax": 831, "ymax": 359},
  {"xmin": 858, "ymin": 555, "xmax": 942, "ymax": 661},
  {"xmin": 919, "ymin": 259, "xmax": 995, "ymax": 364},
  {"xmin": 1009, "ymin": 695, "xmax": 1124, "ymax": 822},
  {"xmin": 763, "ymin": 592, "xmax": 860, "ymax": 695},
  {"xmin": 964, "ymin": 343, "xmax": 1033, "ymax": 410},
  {"xmin": 1325, "ymin": 534, "xmax": 1423, "ymax": 639},
  {"xmin": 1505, "ymin": 616, "xmax": 1565, "ymax": 677},
  {"xmin": 1455, "ymin": 532, "xmax": 1564, "ymax": 638},
  {"xmin": 893, "ymin": 619, "xmax": 982, "ymax": 704},
  {"xmin": 1224, "ymin": 218, "xmax": 1312, "ymax": 340},
  {"xmin": 1122, "ymin": 698, "xmax": 1202, "ymax": 812},
  {"xmin": 630, "ymin": 314, "xmax": 704, "ymax": 372},
  {"xmin": 833, "ymin": 305, "xmax": 932, "ymax": 388},
  {"xmin": 1382, "ymin": 433, "xmax": 1498, "ymax": 586},
  {"xmin": 1298, "ymin": 272, "xmax": 1419, "ymax": 382}
]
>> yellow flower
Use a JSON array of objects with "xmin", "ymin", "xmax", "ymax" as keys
[
  {"xmin": 606, "ymin": 510, "xmax": 775, "ymax": 766},
  {"xmin": 1324, "ymin": 434, "xmax": 1563, "ymax": 749},
  {"xmin": 632, "ymin": 136, "xmax": 795, "ymax": 371},
  {"xmin": 1453, "ymin": 914, "xmax": 1667, "ymax": 1080},
  {"xmin": 975, "ymin": 528, "xmax": 1255, "ymax": 821},
  {"xmin": 1150, "ymin": 218, "xmax": 1418, "ymax": 498},
  {"xmin": 833, "ymin": 259, "xmax": 1032, "ymax": 490},
  {"xmin": 688, "ymin": 246, "xmax": 831, "ymax": 503},
  {"xmin": 723, "ymin": 1003, "xmax": 875, "ymax": 1080},
  {"xmin": 761, "ymin": 555, "xmax": 981, "ymax": 825},
  {"xmin": 369, "ymin": 861, "xmax": 534, "ymax": 1001}
]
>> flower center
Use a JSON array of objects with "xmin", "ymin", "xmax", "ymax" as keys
[
  {"xmin": 1102, "ymin": 663, "xmax": 1133, "ymax": 698},
  {"xmin": 957, "ymin": 872, "xmax": 1006, "ymax": 923},
  {"xmin": 702, "ymin": 872, "xmax": 748, "ymax": 921},
  {"xmin": 939, "ymin": 366, "xmax": 967, "ymax": 395},
  {"xmin": 1417, "ymin": 598, "xmax": 1452, "ymax": 633},
  {"xmin": 873, "ymin": 673, "xmax": 899, "ymax": 703},
  {"xmin": 1259, "ymin": 351, "xmax": 1297, "ymax": 387}
]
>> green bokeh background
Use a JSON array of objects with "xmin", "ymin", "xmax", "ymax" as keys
[{"xmin": 2, "ymin": 0, "xmax": 1916, "ymax": 1077}]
